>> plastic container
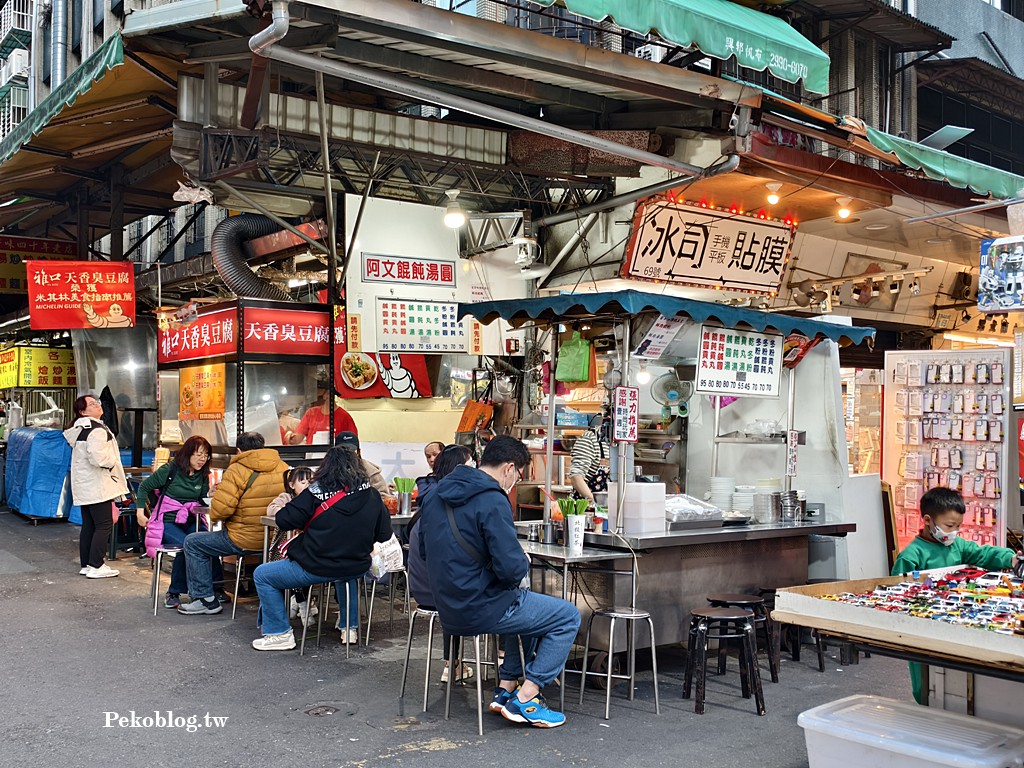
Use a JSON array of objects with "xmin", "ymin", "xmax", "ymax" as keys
[{"xmin": 799, "ymin": 695, "xmax": 1024, "ymax": 768}]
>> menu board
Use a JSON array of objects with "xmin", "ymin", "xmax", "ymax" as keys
[
  {"xmin": 695, "ymin": 326, "xmax": 782, "ymax": 398},
  {"xmin": 375, "ymin": 299, "xmax": 469, "ymax": 353},
  {"xmin": 0, "ymin": 346, "xmax": 76, "ymax": 389}
]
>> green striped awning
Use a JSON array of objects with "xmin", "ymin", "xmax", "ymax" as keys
[
  {"xmin": 528, "ymin": 0, "xmax": 829, "ymax": 94},
  {"xmin": 0, "ymin": 33, "xmax": 124, "ymax": 167}
]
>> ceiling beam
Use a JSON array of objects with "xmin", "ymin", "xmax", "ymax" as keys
[{"xmin": 334, "ymin": 37, "xmax": 620, "ymax": 115}]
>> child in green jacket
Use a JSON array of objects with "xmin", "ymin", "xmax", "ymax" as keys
[{"xmin": 891, "ymin": 486, "xmax": 1020, "ymax": 703}]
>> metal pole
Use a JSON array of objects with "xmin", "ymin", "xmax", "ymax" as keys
[
  {"xmin": 543, "ymin": 330, "xmax": 558, "ymax": 530},
  {"xmin": 615, "ymin": 320, "xmax": 631, "ymax": 534},
  {"xmin": 711, "ymin": 395, "xmax": 721, "ymax": 477},
  {"xmin": 315, "ymin": 67, "xmax": 338, "ymax": 289},
  {"xmin": 785, "ymin": 367, "xmax": 796, "ymax": 493}
]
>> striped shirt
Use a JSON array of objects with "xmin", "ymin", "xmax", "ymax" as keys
[{"xmin": 569, "ymin": 428, "xmax": 606, "ymax": 482}]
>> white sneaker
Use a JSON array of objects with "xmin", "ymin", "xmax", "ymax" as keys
[
  {"xmin": 289, "ymin": 595, "xmax": 300, "ymax": 620},
  {"xmin": 252, "ymin": 630, "xmax": 296, "ymax": 651},
  {"xmin": 78, "ymin": 567, "xmax": 89, "ymax": 575},
  {"xmin": 85, "ymin": 564, "xmax": 119, "ymax": 579},
  {"xmin": 339, "ymin": 627, "xmax": 359, "ymax": 645},
  {"xmin": 440, "ymin": 663, "xmax": 475, "ymax": 683}
]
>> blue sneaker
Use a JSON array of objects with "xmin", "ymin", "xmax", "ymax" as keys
[
  {"xmin": 501, "ymin": 693, "xmax": 566, "ymax": 728},
  {"xmin": 489, "ymin": 687, "xmax": 514, "ymax": 713}
]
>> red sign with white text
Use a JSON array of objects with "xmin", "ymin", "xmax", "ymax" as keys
[
  {"xmin": 26, "ymin": 260, "xmax": 135, "ymax": 330},
  {"xmin": 241, "ymin": 307, "xmax": 332, "ymax": 356},
  {"xmin": 158, "ymin": 308, "xmax": 237, "ymax": 364}
]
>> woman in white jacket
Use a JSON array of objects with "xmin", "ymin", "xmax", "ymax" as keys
[{"xmin": 64, "ymin": 393, "xmax": 129, "ymax": 578}]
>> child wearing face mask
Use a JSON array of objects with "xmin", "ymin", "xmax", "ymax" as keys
[{"xmin": 891, "ymin": 485, "xmax": 1021, "ymax": 703}]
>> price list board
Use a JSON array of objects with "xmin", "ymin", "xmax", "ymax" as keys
[
  {"xmin": 695, "ymin": 326, "xmax": 782, "ymax": 398},
  {"xmin": 375, "ymin": 299, "xmax": 468, "ymax": 353}
]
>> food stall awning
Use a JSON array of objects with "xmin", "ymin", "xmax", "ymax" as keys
[
  {"xmin": 0, "ymin": 32, "xmax": 191, "ymax": 238},
  {"xmin": 527, "ymin": 0, "xmax": 830, "ymax": 94},
  {"xmin": 787, "ymin": 0, "xmax": 953, "ymax": 54},
  {"xmin": 458, "ymin": 289, "xmax": 875, "ymax": 346},
  {"xmin": 863, "ymin": 126, "xmax": 1024, "ymax": 200},
  {"xmin": 755, "ymin": 86, "xmax": 1024, "ymax": 200}
]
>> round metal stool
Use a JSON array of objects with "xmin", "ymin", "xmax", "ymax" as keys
[{"xmin": 578, "ymin": 605, "xmax": 660, "ymax": 720}]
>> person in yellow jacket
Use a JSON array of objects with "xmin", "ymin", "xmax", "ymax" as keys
[{"xmin": 178, "ymin": 432, "xmax": 289, "ymax": 616}]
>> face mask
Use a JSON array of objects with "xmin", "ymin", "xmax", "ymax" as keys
[{"xmin": 931, "ymin": 525, "xmax": 959, "ymax": 547}]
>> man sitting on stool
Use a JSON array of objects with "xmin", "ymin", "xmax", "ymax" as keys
[{"xmin": 419, "ymin": 435, "xmax": 580, "ymax": 728}]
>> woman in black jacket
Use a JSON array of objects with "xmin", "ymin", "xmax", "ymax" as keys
[{"xmin": 251, "ymin": 445, "xmax": 392, "ymax": 651}]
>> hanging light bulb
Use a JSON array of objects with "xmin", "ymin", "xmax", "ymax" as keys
[
  {"xmin": 765, "ymin": 182, "xmax": 782, "ymax": 206},
  {"xmin": 636, "ymin": 360, "xmax": 652, "ymax": 385},
  {"xmin": 836, "ymin": 196, "xmax": 853, "ymax": 220},
  {"xmin": 443, "ymin": 189, "xmax": 467, "ymax": 229}
]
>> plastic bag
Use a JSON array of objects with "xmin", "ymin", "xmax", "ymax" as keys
[
  {"xmin": 369, "ymin": 534, "xmax": 405, "ymax": 580},
  {"xmin": 555, "ymin": 332, "xmax": 591, "ymax": 382}
]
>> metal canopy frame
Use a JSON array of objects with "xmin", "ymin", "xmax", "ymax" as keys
[
  {"xmin": 917, "ymin": 57, "xmax": 1024, "ymax": 124},
  {"xmin": 788, "ymin": 0, "xmax": 953, "ymax": 54}
]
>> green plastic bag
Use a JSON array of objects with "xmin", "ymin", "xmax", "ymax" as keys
[{"xmin": 555, "ymin": 332, "xmax": 591, "ymax": 382}]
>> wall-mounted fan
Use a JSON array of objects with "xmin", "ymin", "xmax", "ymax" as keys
[{"xmin": 651, "ymin": 372, "xmax": 694, "ymax": 421}]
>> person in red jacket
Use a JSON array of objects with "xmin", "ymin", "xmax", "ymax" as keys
[{"xmin": 285, "ymin": 380, "xmax": 357, "ymax": 445}]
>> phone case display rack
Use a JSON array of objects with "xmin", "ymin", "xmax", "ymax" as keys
[{"xmin": 882, "ymin": 350, "xmax": 1010, "ymax": 552}]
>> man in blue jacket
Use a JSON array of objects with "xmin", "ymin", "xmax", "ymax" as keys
[{"xmin": 420, "ymin": 435, "xmax": 580, "ymax": 728}]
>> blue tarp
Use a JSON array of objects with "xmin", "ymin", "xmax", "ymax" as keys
[
  {"xmin": 5, "ymin": 427, "xmax": 78, "ymax": 520},
  {"xmin": 458, "ymin": 289, "xmax": 875, "ymax": 346}
]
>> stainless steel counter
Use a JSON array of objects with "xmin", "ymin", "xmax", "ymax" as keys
[
  {"xmin": 514, "ymin": 516, "xmax": 857, "ymax": 652},
  {"xmin": 584, "ymin": 518, "xmax": 855, "ymax": 549}
]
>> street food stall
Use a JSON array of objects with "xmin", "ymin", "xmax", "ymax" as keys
[
  {"xmin": 458, "ymin": 289, "xmax": 875, "ymax": 647},
  {"xmin": 156, "ymin": 298, "xmax": 335, "ymax": 460}
]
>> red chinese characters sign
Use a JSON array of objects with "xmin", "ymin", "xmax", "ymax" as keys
[
  {"xmin": 612, "ymin": 386, "xmax": 640, "ymax": 443},
  {"xmin": 26, "ymin": 260, "xmax": 135, "ymax": 330},
  {"xmin": 362, "ymin": 253, "xmax": 456, "ymax": 287},
  {"xmin": 0, "ymin": 236, "xmax": 76, "ymax": 294},
  {"xmin": 159, "ymin": 308, "xmax": 236, "ymax": 364},
  {"xmin": 242, "ymin": 307, "xmax": 331, "ymax": 356}
]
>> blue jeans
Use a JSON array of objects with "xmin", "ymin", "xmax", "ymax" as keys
[
  {"xmin": 492, "ymin": 590, "xmax": 581, "ymax": 688},
  {"xmin": 183, "ymin": 529, "xmax": 245, "ymax": 600},
  {"xmin": 253, "ymin": 558, "xmax": 359, "ymax": 636},
  {"xmin": 162, "ymin": 516, "xmax": 222, "ymax": 596}
]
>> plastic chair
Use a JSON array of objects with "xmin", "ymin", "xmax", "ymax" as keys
[{"xmin": 683, "ymin": 606, "xmax": 765, "ymax": 716}]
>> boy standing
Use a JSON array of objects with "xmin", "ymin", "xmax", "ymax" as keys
[{"xmin": 891, "ymin": 486, "xmax": 1021, "ymax": 703}]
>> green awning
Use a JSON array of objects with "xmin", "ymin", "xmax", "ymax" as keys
[
  {"xmin": 528, "ymin": 0, "xmax": 829, "ymax": 94},
  {"xmin": 865, "ymin": 126, "xmax": 1024, "ymax": 200},
  {"xmin": 0, "ymin": 33, "xmax": 124, "ymax": 167}
]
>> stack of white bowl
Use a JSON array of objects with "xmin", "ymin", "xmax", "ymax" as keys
[
  {"xmin": 732, "ymin": 484, "xmax": 755, "ymax": 513},
  {"xmin": 708, "ymin": 476, "xmax": 735, "ymax": 511}
]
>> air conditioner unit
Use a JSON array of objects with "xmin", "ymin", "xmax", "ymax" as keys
[
  {"xmin": 0, "ymin": 49, "xmax": 29, "ymax": 88},
  {"xmin": 634, "ymin": 44, "xmax": 668, "ymax": 63}
]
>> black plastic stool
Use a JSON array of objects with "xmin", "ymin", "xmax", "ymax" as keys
[
  {"xmin": 707, "ymin": 593, "xmax": 780, "ymax": 683},
  {"xmin": 683, "ymin": 607, "xmax": 766, "ymax": 716}
]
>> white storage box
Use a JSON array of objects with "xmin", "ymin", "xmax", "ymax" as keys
[
  {"xmin": 799, "ymin": 695, "xmax": 1024, "ymax": 768},
  {"xmin": 607, "ymin": 482, "xmax": 666, "ymax": 535}
]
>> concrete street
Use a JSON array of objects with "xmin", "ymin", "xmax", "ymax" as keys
[{"xmin": 0, "ymin": 508, "xmax": 911, "ymax": 768}]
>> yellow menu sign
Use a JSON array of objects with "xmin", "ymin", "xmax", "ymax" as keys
[
  {"xmin": 178, "ymin": 363, "xmax": 226, "ymax": 421},
  {"xmin": 0, "ymin": 346, "xmax": 76, "ymax": 388}
]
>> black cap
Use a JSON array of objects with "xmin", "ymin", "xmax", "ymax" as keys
[{"xmin": 335, "ymin": 431, "xmax": 359, "ymax": 450}]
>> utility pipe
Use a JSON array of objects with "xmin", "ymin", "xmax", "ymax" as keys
[{"xmin": 250, "ymin": 1, "xmax": 709, "ymax": 179}]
